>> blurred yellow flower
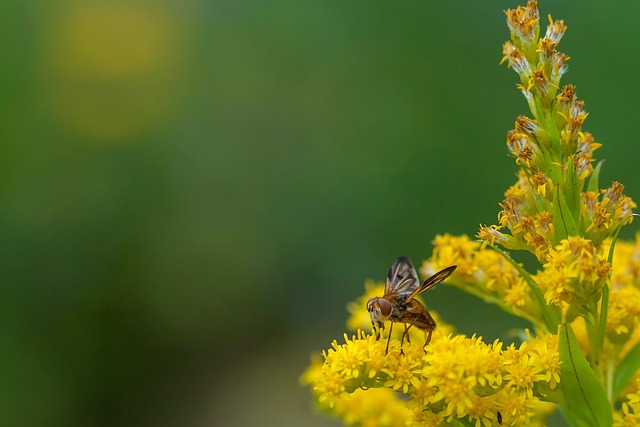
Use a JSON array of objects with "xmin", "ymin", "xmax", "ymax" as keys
[{"xmin": 39, "ymin": 1, "xmax": 186, "ymax": 139}]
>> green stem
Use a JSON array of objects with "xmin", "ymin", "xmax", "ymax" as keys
[
  {"xmin": 606, "ymin": 357, "xmax": 615, "ymax": 406},
  {"xmin": 546, "ymin": 109, "xmax": 563, "ymax": 154},
  {"xmin": 597, "ymin": 283, "xmax": 609, "ymax": 366},
  {"xmin": 488, "ymin": 244, "xmax": 560, "ymax": 332},
  {"xmin": 584, "ymin": 298, "xmax": 604, "ymax": 383}
]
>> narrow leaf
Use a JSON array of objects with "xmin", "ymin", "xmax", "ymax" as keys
[
  {"xmin": 565, "ymin": 156, "xmax": 582, "ymax": 220},
  {"xmin": 559, "ymin": 324, "xmax": 612, "ymax": 427},
  {"xmin": 597, "ymin": 283, "xmax": 609, "ymax": 355},
  {"xmin": 607, "ymin": 224, "xmax": 624, "ymax": 265},
  {"xmin": 612, "ymin": 341, "xmax": 640, "ymax": 401},
  {"xmin": 587, "ymin": 160, "xmax": 605, "ymax": 193},
  {"xmin": 553, "ymin": 186, "xmax": 579, "ymax": 241},
  {"xmin": 599, "ymin": 225, "xmax": 624, "ymax": 358}
]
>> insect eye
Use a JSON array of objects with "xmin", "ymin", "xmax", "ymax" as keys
[
  {"xmin": 378, "ymin": 299, "xmax": 392, "ymax": 317},
  {"xmin": 366, "ymin": 298, "xmax": 376, "ymax": 312}
]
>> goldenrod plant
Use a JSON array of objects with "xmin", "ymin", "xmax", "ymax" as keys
[{"xmin": 302, "ymin": 1, "xmax": 640, "ymax": 426}]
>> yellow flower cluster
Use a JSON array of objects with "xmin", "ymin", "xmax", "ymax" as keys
[
  {"xmin": 603, "ymin": 236, "xmax": 640, "ymax": 354},
  {"xmin": 301, "ymin": 353, "xmax": 412, "ymax": 427},
  {"xmin": 583, "ymin": 182, "xmax": 637, "ymax": 247},
  {"xmin": 423, "ymin": 233, "xmax": 542, "ymax": 326},
  {"xmin": 304, "ymin": 1, "xmax": 640, "ymax": 425},
  {"xmin": 302, "ymin": 318, "xmax": 560, "ymax": 427},
  {"xmin": 479, "ymin": 0, "xmax": 635, "ymax": 261},
  {"xmin": 535, "ymin": 236, "xmax": 610, "ymax": 312},
  {"xmin": 614, "ymin": 377, "xmax": 640, "ymax": 427},
  {"xmin": 562, "ymin": 235, "xmax": 640, "ymax": 399},
  {"xmin": 426, "ymin": 233, "xmax": 640, "ymax": 363}
]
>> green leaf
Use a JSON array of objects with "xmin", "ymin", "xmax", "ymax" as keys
[
  {"xmin": 597, "ymin": 283, "xmax": 609, "ymax": 358},
  {"xmin": 559, "ymin": 324, "xmax": 612, "ymax": 427},
  {"xmin": 449, "ymin": 417, "xmax": 476, "ymax": 427},
  {"xmin": 598, "ymin": 224, "xmax": 624, "ymax": 364},
  {"xmin": 488, "ymin": 244, "xmax": 560, "ymax": 332},
  {"xmin": 587, "ymin": 160, "xmax": 605, "ymax": 193},
  {"xmin": 612, "ymin": 341, "xmax": 640, "ymax": 401},
  {"xmin": 607, "ymin": 224, "xmax": 624, "ymax": 265},
  {"xmin": 553, "ymin": 186, "xmax": 579, "ymax": 241},
  {"xmin": 565, "ymin": 156, "xmax": 582, "ymax": 220},
  {"xmin": 537, "ymin": 141, "xmax": 560, "ymax": 184}
]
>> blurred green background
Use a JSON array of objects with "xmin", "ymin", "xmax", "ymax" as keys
[{"xmin": 2, "ymin": 1, "xmax": 640, "ymax": 426}]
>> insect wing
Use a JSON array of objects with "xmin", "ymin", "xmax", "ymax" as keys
[
  {"xmin": 384, "ymin": 256, "xmax": 420, "ymax": 298},
  {"xmin": 404, "ymin": 265, "xmax": 457, "ymax": 303}
]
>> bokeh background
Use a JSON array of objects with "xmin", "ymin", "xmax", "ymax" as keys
[{"xmin": 2, "ymin": 1, "xmax": 640, "ymax": 426}]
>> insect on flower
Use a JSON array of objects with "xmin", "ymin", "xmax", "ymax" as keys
[{"xmin": 366, "ymin": 256, "xmax": 456, "ymax": 353}]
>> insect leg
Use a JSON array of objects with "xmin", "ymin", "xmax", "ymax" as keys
[
  {"xmin": 385, "ymin": 321, "xmax": 394, "ymax": 355},
  {"xmin": 401, "ymin": 323, "xmax": 413, "ymax": 345},
  {"xmin": 371, "ymin": 322, "xmax": 380, "ymax": 340},
  {"xmin": 423, "ymin": 328, "xmax": 433, "ymax": 352},
  {"xmin": 401, "ymin": 313, "xmax": 424, "ymax": 348},
  {"xmin": 398, "ymin": 324, "xmax": 413, "ymax": 356}
]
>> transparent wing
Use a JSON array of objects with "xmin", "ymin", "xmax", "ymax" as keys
[
  {"xmin": 404, "ymin": 265, "xmax": 457, "ymax": 303},
  {"xmin": 384, "ymin": 256, "xmax": 420, "ymax": 299}
]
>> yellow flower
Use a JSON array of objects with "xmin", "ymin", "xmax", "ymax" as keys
[
  {"xmin": 528, "ymin": 333, "xmax": 561, "ymax": 390},
  {"xmin": 408, "ymin": 408, "xmax": 444, "ymax": 427},
  {"xmin": 429, "ymin": 233, "xmax": 480, "ymax": 276},
  {"xmin": 613, "ymin": 404, "xmax": 637, "ymax": 427},
  {"xmin": 313, "ymin": 367, "xmax": 346, "ymax": 408},
  {"xmin": 530, "ymin": 171, "xmax": 548, "ymax": 195},
  {"xmin": 583, "ymin": 183, "xmax": 636, "ymax": 245},
  {"xmin": 504, "ymin": 1, "xmax": 540, "ymax": 65},
  {"xmin": 607, "ymin": 287, "xmax": 640, "ymax": 339},
  {"xmin": 424, "ymin": 233, "xmax": 546, "ymax": 326},
  {"xmin": 536, "ymin": 236, "xmax": 610, "ymax": 311},
  {"xmin": 609, "ymin": 234, "xmax": 640, "ymax": 289},
  {"xmin": 335, "ymin": 387, "xmax": 413, "ymax": 427},
  {"xmin": 500, "ymin": 387, "xmax": 539, "ymax": 426},
  {"xmin": 467, "ymin": 394, "xmax": 499, "ymax": 427},
  {"xmin": 614, "ymin": 399, "xmax": 640, "ymax": 427},
  {"xmin": 537, "ymin": 267, "xmax": 571, "ymax": 306},
  {"xmin": 477, "ymin": 224, "xmax": 521, "ymax": 251},
  {"xmin": 382, "ymin": 348, "xmax": 423, "ymax": 394},
  {"xmin": 474, "ymin": 251, "xmax": 520, "ymax": 295},
  {"xmin": 504, "ymin": 353, "xmax": 544, "ymax": 398},
  {"xmin": 504, "ymin": 279, "xmax": 528, "ymax": 307},
  {"xmin": 408, "ymin": 376, "xmax": 436, "ymax": 408}
]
